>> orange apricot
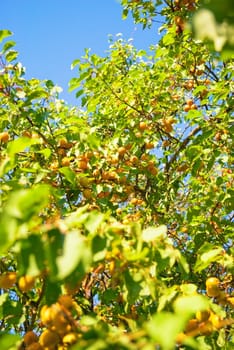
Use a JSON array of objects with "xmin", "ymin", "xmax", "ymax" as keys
[
  {"xmin": 118, "ymin": 146, "xmax": 127, "ymax": 157},
  {"xmin": 24, "ymin": 331, "xmax": 38, "ymax": 346},
  {"xmin": 0, "ymin": 272, "xmax": 17, "ymax": 289},
  {"xmin": 58, "ymin": 295, "xmax": 74, "ymax": 310},
  {"xmin": 0, "ymin": 131, "xmax": 10, "ymax": 143},
  {"xmin": 18, "ymin": 275, "xmax": 36, "ymax": 293}
]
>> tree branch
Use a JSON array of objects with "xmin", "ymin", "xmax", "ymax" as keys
[{"xmin": 165, "ymin": 125, "xmax": 201, "ymax": 173}]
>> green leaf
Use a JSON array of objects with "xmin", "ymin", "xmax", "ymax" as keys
[
  {"xmin": 7, "ymin": 137, "xmax": 41, "ymax": 157},
  {"xmin": 194, "ymin": 243, "xmax": 223, "ymax": 272},
  {"xmin": 2, "ymin": 40, "xmax": 16, "ymax": 53},
  {"xmin": 4, "ymin": 185, "xmax": 50, "ymax": 222},
  {"xmin": 44, "ymin": 280, "xmax": 61, "ymax": 306},
  {"xmin": 27, "ymin": 89, "xmax": 48, "ymax": 100},
  {"xmin": 37, "ymin": 148, "xmax": 51, "ymax": 159},
  {"xmin": 145, "ymin": 312, "xmax": 187, "ymax": 350},
  {"xmin": 45, "ymin": 229, "xmax": 91, "ymax": 281},
  {"xmin": 162, "ymin": 33, "xmax": 175, "ymax": 46},
  {"xmin": 92, "ymin": 235, "xmax": 107, "ymax": 262},
  {"xmin": 173, "ymin": 295, "xmax": 209, "ymax": 315},
  {"xmin": 0, "ymin": 213, "xmax": 18, "ymax": 254},
  {"xmin": 0, "ymin": 186, "xmax": 50, "ymax": 253},
  {"xmin": 124, "ymin": 269, "xmax": 142, "ymax": 304},
  {"xmin": 122, "ymin": 8, "xmax": 129, "ymax": 20},
  {"xmin": 0, "ymin": 29, "xmax": 12, "ymax": 43},
  {"xmin": 56, "ymin": 230, "xmax": 91, "ymax": 280},
  {"xmin": 76, "ymin": 89, "xmax": 84, "ymax": 98},
  {"xmin": 142, "ymin": 225, "xmax": 167, "ymax": 242},
  {"xmin": 0, "ymin": 334, "xmax": 20, "ymax": 350},
  {"xmin": 16, "ymin": 235, "xmax": 45, "ymax": 276},
  {"xmin": 5, "ymin": 50, "xmax": 18, "ymax": 62},
  {"xmin": 70, "ymin": 59, "xmax": 80, "ymax": 70},
  {"xmin": 59, "ymin": 167, "xmax": 76, "ymax": 185},
  {"xmin": 84, "ymin": 211, "xmax": 105, "ymax": 235},
  {"xmin": 69, "ymin": 77, "xmax": 81, "ymax": 92}
]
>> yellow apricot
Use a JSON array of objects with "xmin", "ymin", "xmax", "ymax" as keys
[
  {"xmin": 40, "ymin": 305, "xmax": 53, "ymax": 326},
  {"xmin": 52, "ymin": 317, "xmax": 71, "ymax": 335},
  {"xmin": 206, "ymin": 277, "xmax": 221, "ymax": 297},
  {"xmin": 0, "ymin": 272, "xmax": 17, "ymax": 289},
  {"xmin": 83, "ymin": 188, "xmax": 92, "ymax": 200},
  {"xmin": 18, "ymin": 275, "xmax": 36, "ymax": 293},
  {"xmin": 58, "ymin": 295, "xmax": 74, "ymax": 310},
  {"xmin": 209, "ymin": 311, "xmax": 221, "ymax": 329},
  {"xmin": 62, "ymin": 332, "xmax": 78, "ymax": 345},
  {"xmin": 61, "ymin": 157, "xmax": 71, "ymax": 166},
  {"xmin": 196, "ymin": 310, "xmax": 210, "ymax": 322},
  {"xmin": 227, "ymin": 296, "xmax": 234, "ymax": 307},
  {"xmin": 176, "ymin": 332, "xmax": 187, "ymax": 344},
  {"xmin": 39, "ymin": 329, "xmax": 60, "ymax": 347}
]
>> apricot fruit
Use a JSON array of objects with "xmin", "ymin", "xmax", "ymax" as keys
[
  {"xmin": 227, "ymin": 296, "xmax": 234, "ymax": 307},
  {"xmin": 0, "ymin": 272, "xmax": 17, "ymax": 289},
  {"xmin": 185, "ymin": 318, "xmax": 199, "ymax": 333},
  {"xmin": 117, "ymin": 146, "xmax": 127, "ymax": 157},
  {"xmin": 145, "ymin": 141, "xmax": 154, "ymax": 149},
  {"xmin": 77, "ymin": 160, "xmax": 88, "ymax": 170},
  {"xmin": 62, "ymin": 332, "xmax": 78, "ymax": 345},
  {"xmin": 58, "ymin": 138, "xmax": 72, "ymax": 149},
  {"xmin": 196, "ymin": 309, "xmax": 210, "ymax": 322},
  {"xmin": 0, "ymin": 131, "xmax": 10, "ymax": 143},
  {"xmin": 61, "ymin": 157, "xmax": 71, "ymax": 166},
  {"xmin": 206, "ymin": 277, "xmax": 221, "ymax": 297},
  {"xmin": 24, "ymin": 331, "xmax": 38, "ymax": 346},
  {"xmin": 83, "ymin": 188, "xmax": 92, "ymax": 200},
  {"xmin": 58, "ymin": 295, "xmax": 74, "ymax": 310},
  {"xmin": 39, "ymin": 329, "xmax": 60, "ymax": 347},
  {"xmin": 27, "ymin": 342, "xmax": 43, "ymax": 350},
  {"xmin": 139, "ymin": 121, "xmax": 148, "ymax": 131},
  {"xmin": 52, "ymin": 313, "xmax": 70, "ymax": 334},
  {"xmin": 40, "ymin": 305, "xmax": 53, "ymax": 326},
  {"xmin": 18, "ymin": 275, "xmax": 36, "ymax": 293},
  {"xmin": 209, "ymin": 311, "xmax": 221, "ymax": 329}
]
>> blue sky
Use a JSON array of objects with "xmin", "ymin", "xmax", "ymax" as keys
[{"xmin": 0, "ymin": 0, "xmax": 161, "ymax": 105}]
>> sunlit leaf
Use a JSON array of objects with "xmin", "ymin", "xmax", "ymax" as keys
[
  {"xmin": 173, "ymin": 295, "xmax": 209, "ymax": 315},
  {"xmin": 0, "ymin": 29, "xmax": 12, "ymax": 43},
  {"xmin": 142, "ymin": 225, "xmax": 167, "ymax": 242},
  {"xmin": 145, "ymin": 312, "xmax": 187, "ymax": 350}
]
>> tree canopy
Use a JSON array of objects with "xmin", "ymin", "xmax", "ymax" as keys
[{"xmin": 0, "ymin": 1, "xmax": 233, "ymax": 349}]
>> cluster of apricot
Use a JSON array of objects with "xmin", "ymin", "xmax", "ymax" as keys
[
  {"xmin": 73, "ymin": 139, "xmax": 158, "ymax": 205},
  {"xmin": 46, "ymin": 127, "xmax": 158, "ymax": 214},
  {"xmin": 0, "ymin": 271, "xmax": 36, "ymax": 293},
  {"xmin": 206, "ymin": 277, "xmax": 234, "ymax": 307},
  {"xmin": 160, "ymin": 117, "xmax": 176, "ymax": 133},
  {"xmin": 177, "ymin": 277, "xmax": 234, "ymax": 344},
  {"xmin": 22, "ymin": 295, "xmax": 79, "ymax": 350},
  {"xmin": 173, "ymin": 1, "xmax": 196, "ymax": 34},
  {"xmin": 174, "ymin": 0, "xmax": 196, "ymax": 12},
  {"xmin": 184, "ymin": 79, "xmax": 194, "ymax": 90},
  {"xmin": 183, "ymin": 99, "xmax": 197, "ymax": 112}
]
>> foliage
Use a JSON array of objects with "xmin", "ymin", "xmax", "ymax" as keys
[
  {"xmin": 0, "ymin": 1, "xmax": 233, "ymax": 349},
  {"xmin": 192, "ymin": 0, "xmax": 234, "ymax": 59}
]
